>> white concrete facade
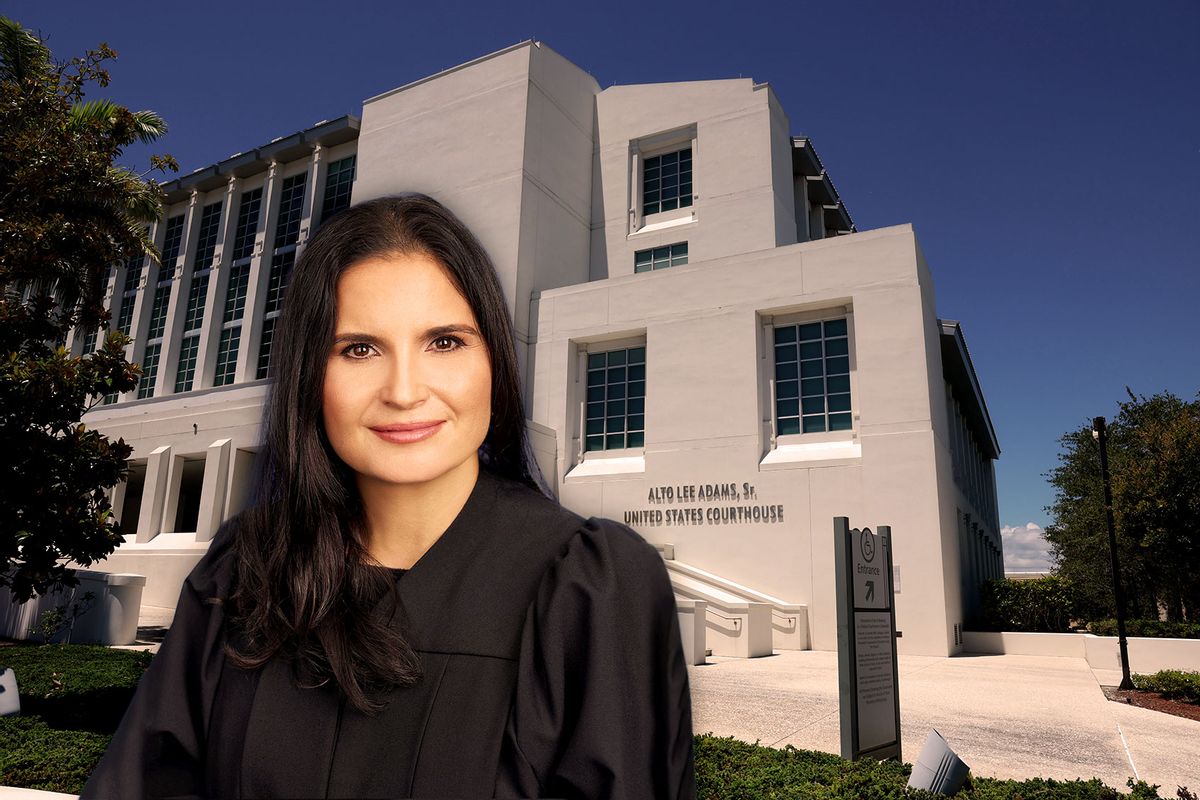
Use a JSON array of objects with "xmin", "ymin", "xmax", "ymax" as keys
[{"xmin": 79, "ymin": 41, "xmax": 1001, "ymax": 656}]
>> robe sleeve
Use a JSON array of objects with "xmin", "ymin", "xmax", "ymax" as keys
[
  {"xmin": 80, "ymin": 524, "xmax": 235, "ymax": 800},
  {"xmin": 495, "ymin": 517, "xmax": 696, "ymax": 800}
]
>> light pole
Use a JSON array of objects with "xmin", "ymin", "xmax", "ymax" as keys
[{"xmin": 1092, "ymin": 416, "xmax": 1133, "ymax": 690}]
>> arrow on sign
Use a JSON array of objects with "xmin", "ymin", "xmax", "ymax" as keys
[{"xmin": 866, "ymin": 580, "xmax": 875, "ymax": 602}]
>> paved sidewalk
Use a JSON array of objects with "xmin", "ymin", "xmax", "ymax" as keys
[{"xmin": 688, "ymin": 650, "xmax": 1200, "ymax": 795}]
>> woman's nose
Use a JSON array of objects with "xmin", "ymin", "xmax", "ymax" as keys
[{"xmin": 379, "ymin": 351, "xmax": 430, "ymax": 408}]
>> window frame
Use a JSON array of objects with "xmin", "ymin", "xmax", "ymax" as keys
[
  {"xmin": 634, "ymin": 241, "xmax": 689, "ymax": 273},
  {"xmin": 630, "ymin": 126, "xmax": 697, "ymax": 233},
  {"xmin": 571, "ymin": 334, "xmax": 648, "ymax": 465},
  {"xmin": 761, "ymin": 306, "xmax": 858, "ymax": 450}
]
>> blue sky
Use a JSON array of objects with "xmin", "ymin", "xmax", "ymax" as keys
[{"xmin": 17, "ymin": 1, "xmax": 1200, "ymax": 570}]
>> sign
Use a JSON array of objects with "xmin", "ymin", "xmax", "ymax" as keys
[
  {"xmin": 621, "ymin": 480, "xmax": 786, "ymax": 528},
  {"xmin": 834, "ymin": 517, "xmax": 902, "ymax": 762}
]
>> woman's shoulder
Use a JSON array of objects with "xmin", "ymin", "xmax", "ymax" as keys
[{"xmin": 486, "ymin": 472, "xmax": 662, "ymax": 570}]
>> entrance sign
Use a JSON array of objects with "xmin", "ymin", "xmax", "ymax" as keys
[{"xmin": 835, "ymin": 517, "xmax": 902, "ymax": 762}]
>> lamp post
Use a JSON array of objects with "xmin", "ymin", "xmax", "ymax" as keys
[{"xmin": 1092, "ymin": 416, "xmax": 1133, "ymax": 690}]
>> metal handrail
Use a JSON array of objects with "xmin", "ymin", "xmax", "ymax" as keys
[{"xmin": 704, "ymin": 608, "xmax": 742, "ymax": 631}]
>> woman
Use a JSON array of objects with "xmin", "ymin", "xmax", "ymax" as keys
[{"xmin": 82, "ymin": 194, "xmax": 695, "ymax": 799}]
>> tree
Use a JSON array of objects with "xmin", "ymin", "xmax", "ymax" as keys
[
  {"xmin": 0, "ymin": 17, "xmax": 176, "ymax": 601},
  {"xmin": 1044, "ymin": 389, "xmax": 1200, "ymax": 623}
]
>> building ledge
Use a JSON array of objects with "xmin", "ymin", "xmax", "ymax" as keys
[
  {"xmin": 565, "ymin": 454, "xmax": 646, "ymax": 479},
  {"xmin": 759, "ymin": 438, "xmax": 861, "ymax": 470},
  {"xmin": 630, "ymin": 213, "xmax": 696, "ymax": 237}
]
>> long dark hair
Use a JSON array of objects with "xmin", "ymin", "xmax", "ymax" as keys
[{"xmin": 227, "ymin": 194, "xmax": 542, "ymax": 713}]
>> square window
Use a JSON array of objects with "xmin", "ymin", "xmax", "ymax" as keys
[
  {"xmin": 582, "ymin": 343, "xmax": 647, "ymax": 453},
  {"xmin": 641, "ymin": 147, "xmax": 692, "ymax": 222},
  {"xmin": 773, "ymin": 317, "xmax": 854, "ymax": 438}
]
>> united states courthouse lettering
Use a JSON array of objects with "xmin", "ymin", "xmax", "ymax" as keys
[{"xmin": 78, "ymin": 40, "xmax": 1001, "ymax": 658}]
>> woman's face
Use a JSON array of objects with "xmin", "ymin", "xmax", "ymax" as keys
[{"xmin": 321, "ymin": 251, "xmax": 492, "ymax": 494}]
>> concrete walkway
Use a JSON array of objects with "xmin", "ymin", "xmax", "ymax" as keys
[{"xmin": 688, "ymin": 650, "xmax": 1200, "ymax": 795}]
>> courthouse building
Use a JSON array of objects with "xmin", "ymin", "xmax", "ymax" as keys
[{"xmin": 76, "ymin": 41, "xmax": 1002, "ymax": 657}]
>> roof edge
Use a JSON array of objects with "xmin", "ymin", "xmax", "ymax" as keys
[{"xmin": 939, "ymin": 319, "xmax": 1000, "ymax": 458}]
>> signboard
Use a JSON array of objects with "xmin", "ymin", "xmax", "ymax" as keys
[{"xmin": 835, "ymin": 517, "xmax": 902, "ymax": 762}]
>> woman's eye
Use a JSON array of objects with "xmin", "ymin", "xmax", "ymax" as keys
[
  {"xmin": 431, "ymin": 336, "xmax": 463, "ymax": 352},
  {"xmin": 344, "ymin": 343, "xmax": 373, "ymax": 359}
]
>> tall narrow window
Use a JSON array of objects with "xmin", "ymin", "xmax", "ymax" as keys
[
  {"xmin": 214, "ymin": 188, "xmax": 261, "ymax": 387},
  {"xmin": 773, "ymin": 318, "xmax": 852, "ymax": 434},
  {"xmin": 258, "ymin": 172, "xmax": 306, "ymax": 379},
  {"xmin": 116, "ymin": 253, "xmax": 142, "ymax": 338},
  {"xmin": 176, "ymin": 201, "xmax": 222, "ymax": 392},
  {"xmin": 320, "ymin": 155, "xmax": 356, "ymax": 225},
  {"xmin": 138, "ymin": 215, "xmax": 185, "ymax": 399},
  {"xmin": 584, "ymin": 346, "xmax": 646, "ymax": 451},
  {"xmin": 634, "ymin": 242, "xmax": 688, "ymax": 273},
  {"xmin": 642, "ymin": 148, "xmax": 692, "ymax": 216}
]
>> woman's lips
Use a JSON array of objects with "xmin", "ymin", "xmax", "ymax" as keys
[{"xmin": 370, "ymin": 421, "xmax": 444, "ymax": 444}]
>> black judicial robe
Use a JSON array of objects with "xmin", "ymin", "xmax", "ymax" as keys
[{"xmin": 81, "ymin": 469, "xmax": 695, "ymax": 799}]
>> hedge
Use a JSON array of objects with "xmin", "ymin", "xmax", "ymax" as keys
[
  {"xmin": 0, "ymin": 729, "xmax": 1177, "ymax": 798},
  {"xmin": 0, "ymin": 715, "xmax": 111, "ymax": 794},
  {"xmin": 1131, "ymin": 670, "xmax": 1200, "ymax": 704},
  {"xmin": 0, "ymin": 642, "xmax": 151, "ymax": 733},
  {"xmin": 1089, "ymin": 619, "xmax": 1200, "ymax": 639},
  {"xmin": 692, "ymin": 735, "xmax": 1172, "ymax": 799},
  {"xmin": 980, "ymin": 577, "xmax": 1075, "ymax": 632},
  {"xmin": 0, "ymin": 643, "xmax": 1188, "ymax": 798}
]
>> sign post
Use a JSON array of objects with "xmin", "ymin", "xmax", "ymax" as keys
[{"xmin": 835, "ymin": 516, "xmax": 902, "ymax": 762}]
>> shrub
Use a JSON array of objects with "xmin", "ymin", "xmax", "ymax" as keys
[
  {"xmin": 0, "ymin": 642, "xmax": 152, "ymax": 733},
  {"xmin": 979, "ymin": 577, "xmax": 1075, "ymax": 632},
  {"xmin": 1088, "ymin": 619, "xmax": 1200, "ymax": 639},
  {"xmin": 0, "ymin": 715, "xmax": 111, "ymax": 794},
  {"xmin": 1131, "ymin": 670, "xmax": 1200, "ymax": 704},
  {"xmin": 692, "ymin": 734, "xmax": 1173, "ymax": 799}
]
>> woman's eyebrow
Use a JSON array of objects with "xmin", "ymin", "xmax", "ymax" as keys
[{"xmin": 331, "ymin": 325, "xmax": 481, "ymax": 346}]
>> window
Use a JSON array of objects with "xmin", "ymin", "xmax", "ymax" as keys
[
  {"xmin": 584, "ymin": 346, "xmax": 646, "ymax": 452},
  {"xmin": 176, "ymin": 201, "xmax": 222, "ymax": 393},
  {"xmin": 137, "ymin": 343, "xmax": 161, "ymax": 399},
  {"xmin": 160, "ymin": 215, "xmax": 186, "ymax": 268},
  {"xmin": 231, "ymin": 188, "xmax": 262, "ymax": 261},
  {"xmin": 634, "ymin": 242, "xmax": 688, "ymax": 273},
  {"xmin": 773, "ymin": 317, "xmax": 852, "ymax": 435},
  {"xmin": 213, "ymin": 328, "xmax": 240, "ymax": 387},
  {"xmin": 174, "ymin": 336, "xmax": 199, "ymax": 393},
  {"xmin": 117, "ymin": 247, "xmax": 145, "ymax": 336},
  {"xmin": 211, "ymin": 188, "xmax": 261, "ymax": 388},
  {"xmin": 642, "ymin": 147, "xmax": 692, "ymax": 216},
  {"xmin": 136, "ymin": 215, "xmax": 184, "ymax": 400},
  {"xmin": 320, "ymin": 155, "xmax": 356, "ymax": 225},
  {"xmin": 258, "ymin": 173, "xmax": 306, "ymax": 378}
]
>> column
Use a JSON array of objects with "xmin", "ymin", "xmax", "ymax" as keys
[
  {"xmin": 119, "ymin": 219, "xmax": 163, "ymax": 402},
  {"xmin": 195, "ymin": 438, "xmax": 232, "ymax": 542},
  {"xmin": 156, "ymin": 190, "xmax": 203, "ymax": 396},
  {"xmin": 109, "ymin": 480, "xmax": 127, "ymax": 526},
  {"xmin": 161, "ymin": 452, "xmax": 187, "ymax": 533},
  {"xmin": 297, "ymin": 144, "xmax": 322, "ymax": 255},
  {"xmin": 195, "ymin": 177, "xmax": 240, "ymax": 390},
  {"xmin": 235, "ymin": 160, "xmax": 282, "ymax": 384},
  {"xmin": 136, "ymin": 444, "xmax": 172, "ymax": 543},
  {"xmin": 226, "ymin": 447, "xmax": 258, "ymax": 517}
]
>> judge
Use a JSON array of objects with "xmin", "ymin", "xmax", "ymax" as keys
[{"xmin": 82, "ymin": 194, "xmax": 695, "ymax": 799}]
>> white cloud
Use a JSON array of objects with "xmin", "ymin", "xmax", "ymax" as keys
[{"xmin": 1001, "ymin": 522, "xmax": 1054, "ymax": 573}]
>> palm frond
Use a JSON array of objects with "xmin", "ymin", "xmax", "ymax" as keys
[
  {"xmin": 130, "ymin": 109, "xmax": 167, "ymax": 143},
  {"xmin": 0, "ymin": 16, "xmax": 50, "ymax": 86},
  {"xmin": 67, "ymin": 98, "xmax": 121, "ymax": 130}
]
